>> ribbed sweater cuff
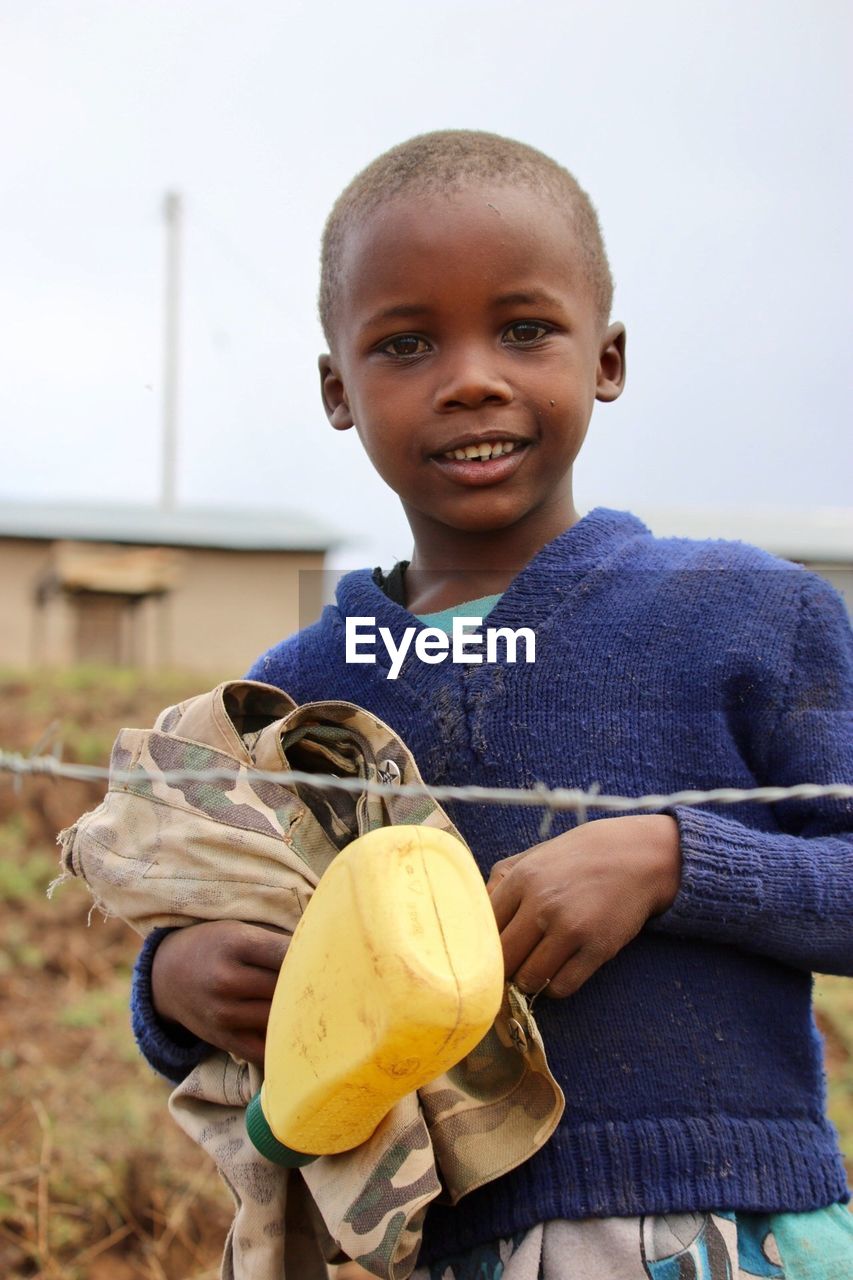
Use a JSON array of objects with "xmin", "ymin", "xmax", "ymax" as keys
[
  {"xmin": 130, "ymin": 928, "xmax": 212, "ymax": 1084},
  {"xmin": 664, "ymin": 805, "xmax": 765, "ymax": 927},
  {"xmin": 652, "ymin": 805, "xmax": 851, "ymax": 974}
]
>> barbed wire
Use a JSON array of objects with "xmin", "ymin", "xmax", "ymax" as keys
[{"xmin": 1, "ymin": 748, "xmax": 851, "ymax": 815}]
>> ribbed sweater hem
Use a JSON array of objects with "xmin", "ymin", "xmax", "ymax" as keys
[{"xmin": 417, "ymin": 1115, "xmax": 849, "ymax": 1263}]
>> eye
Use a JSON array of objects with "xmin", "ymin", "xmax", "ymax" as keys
[
  {"xmin": 503, "ymin": 321, "xmax": 551, "ymax": 345},
  {"xmin": 379, "ymin": 334, "xmax": 430, "ymax": 358}
]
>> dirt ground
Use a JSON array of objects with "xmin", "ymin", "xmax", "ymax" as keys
[{"xmin": 0, "ymin": 669, "xmax": 850, "ymax": 1279}]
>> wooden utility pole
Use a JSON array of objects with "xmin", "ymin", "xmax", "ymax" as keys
[{"xmin": 161, "ymin": 190, "xmax": 182, "ymax": 511}]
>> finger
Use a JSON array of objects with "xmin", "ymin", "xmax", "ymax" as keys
[
  {"xmin": 512, "ymin": 933, "xmax": 582, "ymax": 995},
  {"xmin": 233, "ymin": 924, "xmax": 291, "ymax": 971},
  {"xmin": 485, "ymin": 851, "xmax": 526, "ymax": 894},
  {"xmin": 229, "ymin": 962, "xmax": 282, "ymax": 1001},
  {"xmin": 230, "ymin": 998, "xmax": 277, "ymax": 1031},
  {"xmin": 226, "ymin": 1030, "xmax": 268, "ymax": 1068},
  {"xmin": 208, "ymin": 958, "xmax": 281, "ymax": 1003},
  {"xmin": 497, "ymin": 907, "xmax": 544, "ymax": 978},
  {"xmin": 547, "ymin": 942, "xmax": 612, "ymax": 999},
  {"xmin": 487, "ymin": 869, "xmax": 526, "ymax": 931}
]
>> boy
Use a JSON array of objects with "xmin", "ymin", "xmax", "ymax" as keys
[{"xmin": 132, "ymin": 131, "xmax": 853, "ymax": 1276}]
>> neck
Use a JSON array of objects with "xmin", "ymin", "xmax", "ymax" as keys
[{"xmin": 401, "ymin": 498, "xmax": 581, "ymax": 614}]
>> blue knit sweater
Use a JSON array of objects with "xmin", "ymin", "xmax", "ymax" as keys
[{"xmin": 131, "ymin": 508, "xmax": 853, "ymax": 1263}]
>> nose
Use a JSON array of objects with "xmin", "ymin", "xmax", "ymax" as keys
[{"xmin": 432, "ymin": 349, "xmax": 514, "ymax": 412}]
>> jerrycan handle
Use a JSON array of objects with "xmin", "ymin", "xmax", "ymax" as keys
[{"xmin": 246, "ymin": 1091, "xmax": 318, "ymax": 1168}]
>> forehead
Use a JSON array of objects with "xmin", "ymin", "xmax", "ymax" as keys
[{"xmin": 335, "ymin": 183, "xmax": 593, "ymax": 332}]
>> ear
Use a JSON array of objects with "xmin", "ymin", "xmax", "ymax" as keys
[
  {"xmin": 318, "ymin": 353, "xmax": 354, "ymax": 431},
  {"xmin": 595, "ymin": 322, "xmax": 627, "ymax": 403}
]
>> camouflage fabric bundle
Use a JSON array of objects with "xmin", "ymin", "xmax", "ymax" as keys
[{"xmin": 58, "ymin": 681, "xmax": 564, "ymax": 1280}]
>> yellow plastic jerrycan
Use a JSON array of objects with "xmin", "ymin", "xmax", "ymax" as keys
[{"xmin": 246, "ymin": 825, "xmax": 504, "ymax": 1166}]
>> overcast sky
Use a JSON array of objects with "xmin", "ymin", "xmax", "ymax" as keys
[{"xmin": 2, "ymin": 0, "xmax": 851, "ymax": 569}]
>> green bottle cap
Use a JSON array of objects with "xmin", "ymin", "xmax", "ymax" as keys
[{"xmin": 245, "ymin": 1091, "xmax": 318, "ymax": 1168}]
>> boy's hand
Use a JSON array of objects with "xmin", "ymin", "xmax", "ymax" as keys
[
  {"xmin": 487, "ymin": 815, "xmax": 680, "ymax": 998},
  {"xmin": 151, "ymin": 920, "xmax": 289, "ymax": 1067}
]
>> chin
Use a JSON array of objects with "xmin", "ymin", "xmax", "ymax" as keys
[
  {"xmin": 449, "ymin": 495, "xmax": 537, "ymax": 530},
  {"xmin": 448, "ymin": 511, "xmax": 527, "ymax": 535}
]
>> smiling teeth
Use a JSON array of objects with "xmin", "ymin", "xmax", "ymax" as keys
[{"xmin": 444, "ymin": 440, "xmax": 519, "ymax": 461}]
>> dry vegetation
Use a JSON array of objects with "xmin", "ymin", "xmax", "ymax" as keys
[
  {"xmin": 0, "ymin": 668, "xmax": 850, "ymax": 1279},
  {"xmin": 0, "ymin": 669, "xmax": 235, "ymax": 1279}
]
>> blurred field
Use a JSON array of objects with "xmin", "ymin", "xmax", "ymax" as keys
[
  {"xmin": 0, "ymin": 668, "xmax": 850, "ymax": 1279},
  {"xmin": 0, "ymin": 669, "xmax": 234, "ymax": 1279}
]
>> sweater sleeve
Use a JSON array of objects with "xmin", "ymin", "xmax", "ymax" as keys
[{"xmin": 652, "ymin": 572, "xmax": 853, "ymax": 975}]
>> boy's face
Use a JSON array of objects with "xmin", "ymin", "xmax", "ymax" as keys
[{"xmin": 320, "ymin": 182, "xmax": 625, "ymax": 557}]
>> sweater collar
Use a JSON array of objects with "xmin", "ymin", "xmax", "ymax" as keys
[{"xmin": 335, "ymin": 507, "xmax": 649, "ymax": 638}]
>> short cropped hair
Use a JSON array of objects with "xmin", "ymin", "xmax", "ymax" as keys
[{"xmin": 319, "ymin": 129, "xmax": 614, "ymax": 344}]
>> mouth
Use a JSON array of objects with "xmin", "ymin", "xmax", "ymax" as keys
[
  {"xmin": 429, "ymin": 435, "xmax": 531, "ymax": 486},
  {"xmin": 438, "ymin": 438, "xmax": 525, "ymax": 462}
]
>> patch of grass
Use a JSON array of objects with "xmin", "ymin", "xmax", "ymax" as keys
[
  {"xmin": 59, "ymin": 986, "xmax": 129, "ymax": 1030},
  {"xmin": 69, "ymin": 729, "xmax": 114, "ymax": 766},
  {"xmin": 0, "ymin": 670, "xmax": 237, "ymax": 1278},
  {"xmin": 0, "ymin": 918, "xmax": 45, "ymax": 970},
  {"xmin": 0, "ymin": 814, "xmax": 27, "ymax": 855},
  {"xmin": 0, "ymin": 831, "xmax": 58, "ymax": 902},
  {"xmin": 0, "ymin": 665, "xmax": 212, "ymax": 699},
  {"xmin": 0, "ymin": 900, "xmax": 232, "ymax": 1278}
]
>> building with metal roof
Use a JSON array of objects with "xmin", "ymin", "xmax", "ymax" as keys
[{"xmin": 0, "ymin": 499, "xmax": 340, "ymax": 672}]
